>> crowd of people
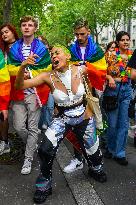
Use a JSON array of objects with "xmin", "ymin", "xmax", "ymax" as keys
[{"xmin": 0, "ymin": 15, "xmax": 136, "ymax": 204}]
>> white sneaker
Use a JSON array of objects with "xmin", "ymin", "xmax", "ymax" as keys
[
  {"xmin": 130, "ymin": 125, "xmax": 136, "ymax": 130},
  {"xmin": 42, "ymin": 124, "xmax": 47, "ymax": 130},
  {"xmin": 128, "ymin": 129, "xmax": 135, "ymax": 138},
  {"xmin": 21, "ymin": 158, "xmax": 32, "ymax": 175},
  {"xmin": 0, "ymin": 141, "xmax": 10, "ymax": 155},
  {"xmin": 63, "ymin": 158, "xmax": 83, "ymax": 173}
]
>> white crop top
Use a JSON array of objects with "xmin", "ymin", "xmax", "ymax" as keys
[{"xmin": 50, "ymin": 67, "xmax": 85, "ymax": 107}]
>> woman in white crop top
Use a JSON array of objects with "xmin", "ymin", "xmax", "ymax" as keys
[{"xmin": 15, "ymin": 44, "xmax": 107, "ymax": 204}]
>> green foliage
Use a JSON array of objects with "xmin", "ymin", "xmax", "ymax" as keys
[
  {"xmin": 44, "ymin": 0, "xmax": 136, "ymax": 44},
  {"xmin": 0, "ymin": 0, "xmax": 136, "ymax": 44}
]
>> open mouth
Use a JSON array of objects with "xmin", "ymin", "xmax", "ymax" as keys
[{"xmin": 54, "ymin": 60, "xmax": 59, "ymax": 66}]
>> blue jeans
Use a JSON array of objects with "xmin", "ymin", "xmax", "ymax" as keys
[
  {"xmin": 105, "ymin": 82, "xmax": 132, "ymax": 158},
  {"xmin": 39, "ymin": 93, "xmax": 54, "ymax": 129}
]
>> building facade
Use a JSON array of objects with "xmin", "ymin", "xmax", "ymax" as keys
[{"xmin": 98, "ymin": 18, "xmax": 136, "ymax": 50}]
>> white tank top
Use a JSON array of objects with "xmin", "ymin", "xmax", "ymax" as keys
[{"xmin": 50, "ymin": 67, "xmax": 85, "ymax": 106}]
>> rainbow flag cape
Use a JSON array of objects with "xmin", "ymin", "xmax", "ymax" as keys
[
  {"xmin": 0, "ymin": 49, "xmax": 11, "ymax": 110},
  {"xmin": 69, "ymin": 35, "xmax": 107, "ymax": 91},
  {"xmin": 8, "ymin": 38, "xmax": 51, "ymax": 76},
  {"xmin": 7, "ymin": 38, "xmax": 51, "ymax": 104}
]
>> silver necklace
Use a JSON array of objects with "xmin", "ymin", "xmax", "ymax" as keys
[{"xmin": 56, "ymin": 65, "xmax": 74, "ymax": 101}]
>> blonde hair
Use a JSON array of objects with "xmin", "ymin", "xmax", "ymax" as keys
[
  {"xmin": 53, "ymin": 44, "xmax": 70, "ymax": 55},
  {"xmin": 20, "ymin": 16, "xmax": 38, "ymax": 28}
]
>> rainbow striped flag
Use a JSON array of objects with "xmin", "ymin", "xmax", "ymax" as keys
[
  {"xmin": 0, "ymin": 49, "xmax": 11, "ymax": 110},
  {"xmin": 69, "ymin": 36, "xmax": 107, "ymax": 90},
  {"xmin": 7, "ymin": 38, "xmax": 51, "ymax": 104},
  {"xmin": 8, "ymin": 38, "xmax": 51, "ymax": 77}
]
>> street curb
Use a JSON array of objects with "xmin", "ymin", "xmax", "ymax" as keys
[{"xmin": 56, "ymin": 142, "xmax": 104, "ymax": 205}]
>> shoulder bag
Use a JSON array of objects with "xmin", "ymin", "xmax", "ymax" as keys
[
  {"xmin": 82, "ymin": 75, "xmax": 103, "ymax": 129},
  {"xmin": 102, "ymin": 83, "xmax": 121, "ymax": 111}
]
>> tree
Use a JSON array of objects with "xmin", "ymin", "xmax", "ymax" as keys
[
  {"xmin": 3, "ymin": 0, "xmax": 13, "ymax": 23},
  {"xmin": 45, "ymin": 0, "xmax": 136, "ymax": 44},
  {"xmin": 0, "ymin": 0, "xmax": 136, "ymax": 44},
  {"xmin": 102, "ymin": 0, "xmax": 136, "ymax": 39}
]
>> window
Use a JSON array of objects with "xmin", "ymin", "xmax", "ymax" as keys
[
  {"xmin": 133, "ymin": 25, "xmax": 136, "ymax": 33},
  {"xmin": 132, "ymin": 39, "xmax": 135, "ymax": 47}
]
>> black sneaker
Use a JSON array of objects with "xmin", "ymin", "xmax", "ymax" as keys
[
  {"xmin": 114, "ymin": 157, "xmax": 128, "ymax": 166},
  {"xmin": 33, "ymin": 188, "xmax": 52, "ymax": 204},
  {"xmin": 88, "ymin": 169, "xmax": 107, "ymax": 183},
  {"xmin": 104, "ymin": 149, "xmax": 112, "ymax": 159}
]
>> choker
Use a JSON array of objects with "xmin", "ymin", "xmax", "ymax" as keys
[{"xmin": 8, "ymin": 41, "xmax": 16, "ymax": 48}]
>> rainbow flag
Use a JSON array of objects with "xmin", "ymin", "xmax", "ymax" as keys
[
  {"xmin": 7, "ymin": 38, "xmax": 51, "ymax": 104},
  {"xmin": 69, "ymin": 36, "xmax": 107, "ymax": 91},
  {"xmin": 0, "ymin": 49, "xmax": 11, "ymax": 110}
]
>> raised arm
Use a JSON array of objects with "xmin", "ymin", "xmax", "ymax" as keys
[{"xmin": 15, "ymin": 53, "xmax": 50, "ymax": 90}]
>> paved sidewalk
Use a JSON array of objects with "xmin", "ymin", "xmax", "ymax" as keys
[
  {"xmin": 0, "ymin": 135, "xmax": 136, "ymax": 205},
  {"xmin": 61, "ymin": 137, "xmax": 136, "ymax": 205},
  {"xmin": 0, "ymin": 153, "xmax": 77, "ymax": 205}
]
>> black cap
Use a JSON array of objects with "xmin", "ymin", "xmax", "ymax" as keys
[{"xmin": 127, "ymin": 49, "xmax": 136, "ymax": 69}]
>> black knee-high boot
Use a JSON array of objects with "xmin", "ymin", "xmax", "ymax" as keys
[
  {"xmin": 87, "ymin": 148, "xmax": 107, "ymax": 183},
  {"xmin": 34, "ymin": 136, "xmax": 56, "ymax": 204}
]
